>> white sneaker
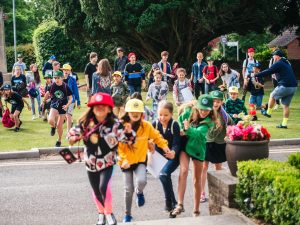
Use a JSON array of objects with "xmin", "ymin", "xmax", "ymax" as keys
[
  {"xmin": 106, "ymin": 213, "xmax": 117, "ymax": 225},
  {"xmin": 96, "ymin": 213, "xmax": 105, "ymax": 225},
  {"xmin": 32, "ymin": 115, "xmax": 36, "ymax": 120}
]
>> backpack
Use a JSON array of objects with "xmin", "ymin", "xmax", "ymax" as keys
[
  {"xmin": 2, "ymin": 108, "xmax": 15, "ymax": 128},
  {"xmin": 245, "ymin": 58, "xmax": 258, "ymax": 73},
  {"xmin": 154, "ymin": 119, "xmax": 176, "ymax": 135}
]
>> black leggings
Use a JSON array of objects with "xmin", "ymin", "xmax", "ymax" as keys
[{"xmin": 87, "ymin": 166, "xmax": 113, "ymax": 213}]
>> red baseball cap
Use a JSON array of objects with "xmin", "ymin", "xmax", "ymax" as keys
[
  {"xmin": 87, "ymin": 92, "xmax": 114, "ymax": 108},
  {"xmin": 128, "ymin": 52, "xmax": 136, "ymax": 59},
  {"xmin": 248, "ymin": 48, "xmax": 255, "ymax": 53}
]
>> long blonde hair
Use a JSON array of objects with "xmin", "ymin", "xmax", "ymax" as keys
[{"xmin": 97, "ymin": 59, "xmax": 112, "ymax": 77}]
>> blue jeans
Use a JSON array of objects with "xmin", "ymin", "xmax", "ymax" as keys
[
  {"xmin": 159, "ymin": 156, "xmax": 179, "ymax": 208},
  {"xmin": 128, "ymin": 85, "xmax": 141, "ymax": 95},
  {"xmin": 249, "ymin": 95, "xmax": 263, "ymax": 109},
  {"xmin": 30, "ymin": 89, "xmax": 41, "ymax": 115},
  {"xmin": 204, "ymin": 83, "xmax": 216, "ymax": 94}
]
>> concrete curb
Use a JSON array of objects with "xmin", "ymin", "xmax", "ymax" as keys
[
  {"xmin": 221, "ymin": 206, "xmax": 257, "ymax": 225},
  {"xmin": 0, "ymin": 138, "xmax": 299, "ymax": 160}
]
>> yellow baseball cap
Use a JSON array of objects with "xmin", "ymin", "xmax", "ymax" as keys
[
  {"xmin": 228, "ymin": 86, "xmax": 239, "ymax": 93},
  {"xmin": 125, "ymin": 99, "xmax": 144, "ymax": 113},
  {"xmin": 112, "ymin": 71, "xmax": 122, "ymax": 77},
  {"xmin": 62, "ymin": 64, "xmax": 72, "ymax": 71}
]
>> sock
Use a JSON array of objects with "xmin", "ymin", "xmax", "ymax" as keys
[
  {"xmin": 282, "ymin": 118, "xmax": 288, "ymax": 126},
  {"xmin": 267, "ymin": 108, "xmax": 273, "ymax": 115}
]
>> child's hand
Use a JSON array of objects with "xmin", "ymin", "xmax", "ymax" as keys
[
  {"xmin": 124, "ymin": 123, "xmax": 132, "ymax": 133},
  {"xmin": 180, "ymin": 130, "xmax": 185, "ymax": 136},
  {"xmin": 233, "ymin": 114, "xmax": 238, "ymax": 118},
  {"xmin": 183, "ymin": 119, "xmax": 189, "ymax": 130},
  {"xmin": 165, "ymin": 150, "xmax": 175, "ymax": 159},
  {"xmin": 121, "ymin": 160, "xmax": 130, "ymax": 169}
]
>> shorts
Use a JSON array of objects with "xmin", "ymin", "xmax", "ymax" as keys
[
  {"xmin": 271, "ymin": 86, "xmax": 297, "ymax": 106},
  {"xmin": 205, "ymin": 142, "xmax": 227, "ymax": 163},
  {"xmin": 51, "ymin": 102, "xmax": 66, "ymax": 115},
  {"xmin": 66, "ymin": 103, "xmax": 75, "ymax": 115},
  {"xmin": 180, "ymin": 136, "xmax": 204, "ymax": 162},
  {"xmin": 11, "ymin": 105, "xmax": 24, "ymax": 114}
]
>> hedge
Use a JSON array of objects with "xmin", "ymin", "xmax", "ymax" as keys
[
  {"xmin": 5, "ymin": 44, "xmax": 36, "ymax": 72},
  {"xmin": 236, "ymin": 159, "xmax": 300, "ymax": 225},
  {"xmin": 288, "ymin": 153, "xmax": 300, "ymax": 170}
]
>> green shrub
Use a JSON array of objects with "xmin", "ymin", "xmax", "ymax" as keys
[
  {"xmin": 5, "ymin": 44, "xmax": 36, "ymax": 72},
  {"xmin": 288, "ymin": 153, "xmax": 300, "ymax": 170},
  {"xmin": 236, "ymin": 160, "xmax": 300, "ymax": 225}
]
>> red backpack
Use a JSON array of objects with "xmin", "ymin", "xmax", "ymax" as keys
[{"xmin": 2, "ymin": 108, "xmax": 15, "ymax": 128}]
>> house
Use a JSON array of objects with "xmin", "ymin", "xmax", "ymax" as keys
[{"xmin": 268, "ymin": 27, "xmax": 300, "ymax": 60}]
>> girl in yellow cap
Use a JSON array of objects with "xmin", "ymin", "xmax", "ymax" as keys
[{"xmin": 118, "ymin": 98, "xmax": 174, "ymax": 223}]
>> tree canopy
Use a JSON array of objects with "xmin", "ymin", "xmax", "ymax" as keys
[{"xmin": 52, "ymin": 0, "xmax": 299, "ymax": 65}]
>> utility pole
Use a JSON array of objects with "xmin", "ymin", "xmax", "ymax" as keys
[
  {"xmin": 12, "ymin": 0, "xmax": 17, "ymax": 62},
  {"xmin": 0, "ymin": 7, "xmax": 8, "ymax": 73}
]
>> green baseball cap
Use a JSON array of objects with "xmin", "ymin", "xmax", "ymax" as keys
[
  {"xmin": 206, "ymin": 56, "xmax": 213, "ymax": 61},
  {"xmin": 53, "ymin": 70, "xmax": 63, "ymax": 77},
  {"xmin": 196, "ymin": 94, "xmax": 213, "ymax": 110},
  {"xmin": 211, "ymin": 90, "xmax": 224, "ymax": 100},
  {"xmin": 44, "ymin": 72, "xmax": 52, "ymax": 79}
]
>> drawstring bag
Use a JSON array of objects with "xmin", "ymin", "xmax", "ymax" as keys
[
  {"xmin": 28, "ymin": 88, "xmax": 39, "ymax": 98},
  {"xmin": 2, "ymin": 108, "xmax": 15, "ymax": 128}
]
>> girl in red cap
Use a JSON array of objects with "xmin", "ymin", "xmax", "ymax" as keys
[{"xmin": 67, "ymin": 92, "xmax": 135, "ymax": 225}]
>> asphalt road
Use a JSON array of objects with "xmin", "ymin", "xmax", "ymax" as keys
[{"xmin": 0, "ymin": 145, "xmax": 299, "ymax": 225}]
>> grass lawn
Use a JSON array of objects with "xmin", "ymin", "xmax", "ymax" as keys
[{"xmin": 0, "ymin": 73, "xmax": 299, "ymax": 152}]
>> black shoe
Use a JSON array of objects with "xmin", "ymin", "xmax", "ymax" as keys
[
  {"xmin": 276, "ymin": 124, "xmax": 287, "ymax": 129},
  {"xmin": 164, "ymin": 205, "xmax": 173, "ymax": 212},
  {"xmin": 262, "ymin": 111, "xmax": 271, "ymax": 118},
  {"xmin": 50, "ymin": 127, "xmax": 56, "ymax": 136},
  {"xmin": 55, "ymin": 141, "xmax": 61, "ymax": 147},
  {"xmin": 96, "ymin": 213, "xmax": 105, "ymax": 225},
  {"xmin": 14, "ymin": 127, "xmax": 20, "ymax": 132},
  {"xmin": 106, "ymin": 213, "xmax": 117, "ymax": 225},
  {"xmin": 252, "ymin": 115, "xmax": 258, "ymax": 121}
]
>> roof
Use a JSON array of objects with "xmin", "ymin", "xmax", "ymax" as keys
[{"xmin": 268, "ymin": 27, "xmax": 299, "ymax": 47}]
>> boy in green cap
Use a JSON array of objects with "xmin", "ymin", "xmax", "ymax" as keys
[
  {"xmin": 41, "ymin": 72, "xmax": 53, "ymax": 121},
  {"xmin": 170, "ymin": 95, "xmax": 214, "ymax": 218},
  {"xmin": 43, "ymin": 70, "xmax": 73, "ymax": 147}
]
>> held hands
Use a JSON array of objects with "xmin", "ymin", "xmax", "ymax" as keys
[
  {"xmin": 121, "ymin": 160, "xmax": 130, "ymax": 169},
  {"xmin": 183, "ymin": 119, "xmax": 190, "ymax": 130},
  {"xmin": 123, "ymin": 123, "xmax": 132, "ymax": 134},
  {"xmin": 164, "ymin": 149, "xmax": 175, "ymax": 159}
]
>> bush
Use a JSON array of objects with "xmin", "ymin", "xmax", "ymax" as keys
[
  {"xmin": 236, "ymin": 160, "xmax": 300, "ymax": 225},
  {"xmin": 5, "ymin": 44, "xmax": 36, "ymax": 72},
  {"xmin": 288, "ymin": 153, "xmax": 300, "ymax": 170}
]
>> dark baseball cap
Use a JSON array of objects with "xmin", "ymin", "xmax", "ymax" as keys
[{"xmin": 272, "ymin": 49, "xmax": 284, "ymax": 57}]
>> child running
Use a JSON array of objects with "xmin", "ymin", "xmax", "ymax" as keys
[
  {"xmin": 152, "ymin": 100, "xmax": 181, "ymax": 212},
  {"xmin": 170, "ymin": 94, "xmax": 214, "ymax": 218},
  {"xmin": 173, "ymin": 68, "xmax": 192, "ymax": 107},
  {"xmin": 1, "ymin": 84, "xmax": 30, "ymax": 132},
  {"xmin": 111, "ymin": 71, "xmax": 129, "ymax": 118},
  {"xmin": 43, "ymin": 70, "xmax": 73, "ymax": 147},
  {"xmin": 68, "ymin": 92, "xmax": 135, "ymax": 225},
  {"xmin": 41, "ymin": 72, "xmax": 53, "ymax": 121},
  {"xmin": 200, "ymin": 90, "xmax": 233, "ymax": 203},
  {"xmin": 130, "ymin": 92, "xmax": 154, "ymax": 121},
  {"xmin": 146, "ymin": 70, "xmax": 169, "ymax": 119},
  {"xmin": 118, "ymin": 99, "xmax": 175, "ymax": 223}
]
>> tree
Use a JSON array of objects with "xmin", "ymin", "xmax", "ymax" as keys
[
  {"xmin": 52, "ymin": 0, "xmax": 300, "ymax": 66},
  {"xmin": 1, "ymin": 0, "xmax": 52, "ymax": 46}
]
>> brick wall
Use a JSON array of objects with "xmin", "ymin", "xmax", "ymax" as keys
[{"xmin": 287, "ymin": 39, "xmax": 300, "ymax": 60}]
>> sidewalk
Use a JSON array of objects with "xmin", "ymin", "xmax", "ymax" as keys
[{"xmin": 0, "ymin": 138, "xmax": 299, "ymax": 160}]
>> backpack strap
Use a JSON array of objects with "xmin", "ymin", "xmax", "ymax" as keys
[{"xmin": 170, "ymin": 120, "xmax": 175, "ymax": 135}]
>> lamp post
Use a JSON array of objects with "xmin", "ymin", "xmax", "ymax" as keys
[{"xmin": 12, "ymin": 0, "xmax": 17, "ymax": 62}]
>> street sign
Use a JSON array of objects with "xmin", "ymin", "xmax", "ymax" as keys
[
  {"xmin": 227, "ymin": 41, "xmax": 238, "ymax": 47},
  {"xmin": 221, "ymin": 35, "xmax": 227, "ymax": 44}
]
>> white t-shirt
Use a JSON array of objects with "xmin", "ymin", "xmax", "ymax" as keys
[
  {"xmin": 242, "ymin": 58, "xmax": 257, "ymax": 78},
  {"xmin": 221, "ymin": 69, "xmax": 240, "ymax": 88}
]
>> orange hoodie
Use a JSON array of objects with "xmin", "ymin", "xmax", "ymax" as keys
[{"xmin": 118, "ymin": 120, "xmax": 168, "ymax": 166}]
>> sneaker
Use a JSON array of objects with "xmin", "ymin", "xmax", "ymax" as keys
[
  {"xmin": 276, "ymin": 124, "xmax": 287, "ymax": 129},
  {"xmin": 136, "ymin": 192, "xmax": 145, "ymax": 207},
  {"xmin": 14, "ymin": 127, "xmax": 20, "ymax": 132},
  {"xmin": 106, "ymin": 213, "xmax": 117, "ymax": 225},
  {"xmin": 32, "ymin": 115, "xmax": 36, "ymax": 120},
  {"xmin": 55, "ymin": 141, "xmax": 61, "ymax": 147},
  {"xmin": 96, "ymin": 213, "xmax": 105, "ymax": 225},
  {"xmin": 261, "ymin": 110, "xmax": 271, "ymax": 118},
  {"xmin": 123, "ymin": 215, "xmax": 132, "ymax": 223},
  {"xmin": 50, "ymin": 127, "xmax": 56, "ymax": 136}
]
